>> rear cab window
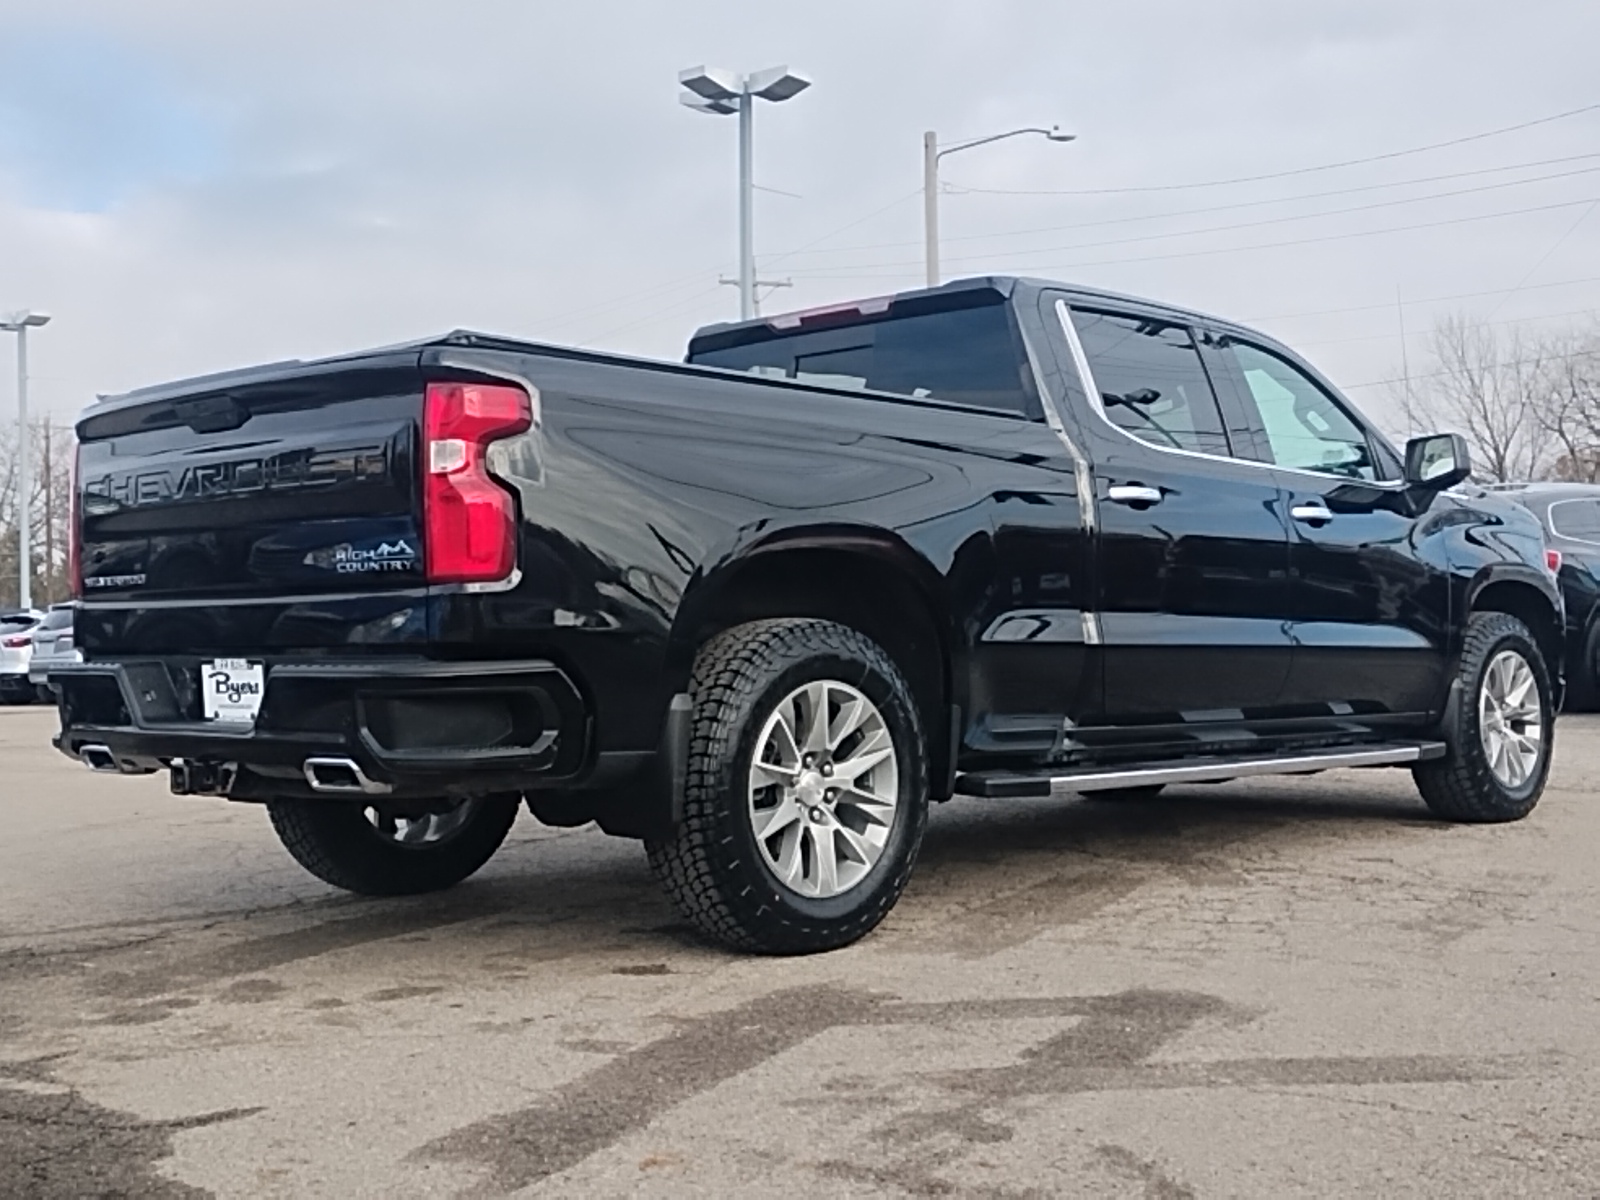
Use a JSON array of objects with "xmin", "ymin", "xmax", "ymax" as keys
[
  {"xmin": 1547, "ymin": 498, "xmax": 1600, "ymax": 544},
  {"xmin": 687, "ymin": 287, "xmax": 1039, "ymax": 418}
]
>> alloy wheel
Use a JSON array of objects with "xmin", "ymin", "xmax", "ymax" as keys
[
  {"xmin": 363, "ymin": 799, "xmax": 478, "ymax": 847},
  {"xmin": 747, "ymin": 679, "xmax": 900, "ymax": 899},
  {"xmin": 1477, "ymin": 648, "xmax": 1544, "ymax": 789}
]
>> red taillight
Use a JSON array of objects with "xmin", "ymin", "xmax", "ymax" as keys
[
  {"xmin": 1546, "ymin": 548, "xmax": 1563, "ymax": 574},
  {"xmin": 422, "ymin": 381, "xmax": 533, "ymax": 584},
  {"xmin": 70, "ymin": 444, "xmax": 82, "ymax": 599},
  {"xmin": 1, "ymin": 635, "xmax": 29, "ymax": 649}
]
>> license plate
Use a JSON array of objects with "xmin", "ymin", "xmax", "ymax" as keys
[{"xmin": 201, "ymin": 659, "xmax": 266, "ymax": 723}]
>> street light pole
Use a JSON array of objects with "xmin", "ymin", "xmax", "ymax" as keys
[
  {"xmin": 679, "ymin": 65, "xmax": 812, "ymax": 322},
  {"xmin": 1, "ymin": 311, "xmax": 50, "ymax": 611},
  {"xmin": 922, "ymin": 126, "xmax": 1076, "ymax": 288},
  {"xmin": 923, "ymin": 132, "xmax": 941, "ymax": 289},
  {"xmin": 739, "ymin": 91, "xmax": 755, "ymax": 319}
]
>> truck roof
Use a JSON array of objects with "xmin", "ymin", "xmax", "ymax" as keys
[{"xmin": 688, "ymin": 274, "xmax": 1238, "ymax": 350}]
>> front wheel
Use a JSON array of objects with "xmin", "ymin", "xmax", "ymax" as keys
[
  {"xmin": 646, "ymin": 619, "xmax": 928, "ymax": 955},
  {"xmin": 1413, "ymin": 612, "xmax": 1553, "ymax": 823},
  {"xmin": 267, "ymin": 794, "xmax": 520, "ymax": 895}
]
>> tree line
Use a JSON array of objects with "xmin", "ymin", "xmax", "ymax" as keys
[
  {"xmin": 0, "ymin": 418, "xmax": 74, "ymax": 609},
  {"xmin": 1396, "ymin": 312, "xmax": 1600, "ymax": 483}
]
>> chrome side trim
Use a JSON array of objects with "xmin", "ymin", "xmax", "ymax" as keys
[
  {"xmin": 1052, "ymin": 299, "xmax": 1409, "ymax": 493},
  {"xmin": 970, "ymin": 743, "xmax": 1444, "ymax": 796},
  {"xmin": 1016, "ymin": 317, "xmax": 1097, "ymax": 534}
]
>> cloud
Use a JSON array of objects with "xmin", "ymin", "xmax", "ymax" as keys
[
  {"xmin": 0, "ymin": 26, "xmax": 226, "ymax": 212},
  {"xmin": 0, "ymin": 0, "xmax": 1597, "ymax": 435}
]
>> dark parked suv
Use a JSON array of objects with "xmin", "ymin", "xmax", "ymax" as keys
[
  {"xmin": 1488, "ymin": 482, "xmax": 1600, "ymax": 707},
  {"xmin": 54, "ymin": 276, "xmax": 1563, "ymax": 953}
]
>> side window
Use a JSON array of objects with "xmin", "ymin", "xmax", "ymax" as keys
[
  {"xmin": 1548, "ymin": 499, "xmax": 1600, "ymax": 545},
  {"xmin": 1071, "ymin": 309, "xmax": 1230, "ymax": 455},
  {"xmin": 1225, "ymin": 341, "xmax": 1382, "ymax": 481}
]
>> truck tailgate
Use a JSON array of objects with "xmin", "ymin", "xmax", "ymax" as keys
[{"xmin": 76, "ymin": 358, "xmax": 428, "ymax": 655}]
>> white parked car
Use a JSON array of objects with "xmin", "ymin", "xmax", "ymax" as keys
[
  {"xmin": 0, "ymin": 610, "xmax": 44, "ymax": 704},
  {"xmin": 29, "ymin": 604, "xmax": 81, "ymax": 702}
]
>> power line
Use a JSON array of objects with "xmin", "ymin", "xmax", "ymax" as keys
[
  {"xmin": 787, "ymin": 195, "xmax": 1600, "ymax": 281},
  {"xmin": 773, "ymin": 153, "xmax": 1600, "ymax": 261},
  {"xmin": 1343, "ymin": 343, "xmax": 1600, "ymax": 393},
  {"xmin": 786, "ymin": 165, "xmax": 1600, "ymax": 274},
  {"xmin": 941, "ymin": 100, "xmax": 1600, "ymax": 196},
  {"xmin": 1484, "ymin": 198, "xmax": 1600, "ymax": 320},
  {"xmin": 1291, "ymin": 303, "xmax": 1600, "ymax": 351},
  {"xmin": 1247, "ymin": 274, "xmax": 1600, "ymax": 324}
]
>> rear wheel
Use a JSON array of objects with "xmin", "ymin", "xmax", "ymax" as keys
[
  {"xmin": 646, "ymin": 619, "xmax": 928, "ymax": 955},
  {"xmin": 266, "ymin": 794, "xmax": 520, "ymax": 895},
  {"xmin": 1413, "ymin": 612, "xmax": 1553, "ymax": 823}
]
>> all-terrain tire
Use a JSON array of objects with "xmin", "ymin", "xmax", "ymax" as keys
[
  {"xmin": 645, "ymin": 619, "xmax": 928, "ymax": 955},
  {"xmin": 1413, "ymin": 612, "xmax": 1553, "ymax": 823},
  {"xmin": 266, "ymin": 794, "xmax": 520, "ymax": 895}
]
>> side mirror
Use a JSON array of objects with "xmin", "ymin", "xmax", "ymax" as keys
[{"xmin": 1404, "ymin": 432, "xmax": 1471, "ymax": 490}]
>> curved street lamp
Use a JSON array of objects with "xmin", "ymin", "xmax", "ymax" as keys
[{"xmin": 923, "ymin": 127, "xmax": 1076, "ymax": 287}]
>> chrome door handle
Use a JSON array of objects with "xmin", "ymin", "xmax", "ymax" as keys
[
  {"xmin": 1108, "ymin": 485, "xmax": 1163, "ymax": 506},
  {"xmin": 1290, "ymin": 502, "xmax": 1334, "ymax": 524}
]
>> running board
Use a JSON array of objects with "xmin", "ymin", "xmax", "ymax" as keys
[{"xmin": 956, "ymin": 741, "xmax": 1448, "ymax": 799}]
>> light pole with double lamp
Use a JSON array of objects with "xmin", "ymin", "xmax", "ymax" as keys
[
  {"xmin": 679, "ymin": 65, "xmax": 812, "ymax": 321},
  {"xmin": 1, "ymin": 311, "xmax": 51, "ymax": 611},
  {"xmin": 923, "ymin": 126, "xmax": 1075, "ymax": 287}
]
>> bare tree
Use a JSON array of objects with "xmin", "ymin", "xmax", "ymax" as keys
[
  {"xmin": 1398, "ymin": 312, "xmax": 1600, "ymax": 484},
  {"xmin": 1409, "ymin": 314, "xmax": 1547, "ymax": 482},
  {"xmin": 1530, "ymin": 322, "xmax": 1600, "ymax": 482},
  {"xmin": 0, "ymin": 418, "xmax": 76, "ymax": 609}
]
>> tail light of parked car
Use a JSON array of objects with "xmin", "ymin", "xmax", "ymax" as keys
[
  {"xmin": 422, "ymin": 381, "xmax": 534, "ymax": 584},
  {"xmin": 1546, "ymin": 548, "xmax": 1563, "ymax": 574},
  {"xmin": 1, "ymin": 633, "xmax": 29, "ymax": 649}
]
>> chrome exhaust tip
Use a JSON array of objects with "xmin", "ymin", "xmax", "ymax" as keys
[
  {"xmin": 302, "ymin": 757, "xmax": 392, "ymax": 796},
  {"xmin": 80, "ymin": 744, "xmax": 119, "ymax": 773}
]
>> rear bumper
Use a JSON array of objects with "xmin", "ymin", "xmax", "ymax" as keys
[
  {"xmin": 53, "ymin": 656, "xmax": 589, "ymax": 800},
  {"xmin": 31, "ymin": 653, "xmax": 80, "ymax": 685}
]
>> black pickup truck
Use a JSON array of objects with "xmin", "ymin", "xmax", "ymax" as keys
[{"xmin": 56, "ymin": 277, "xmax": 1562, "ymax": 953}]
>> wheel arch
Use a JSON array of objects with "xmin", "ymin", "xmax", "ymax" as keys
[
  {"xmin": 1469, "ymin": 570, "xmax": 1565, "ymax": 695},
  {"xmin": 669, "ymin": 527, "xmax": 959, "ymax": 797}
]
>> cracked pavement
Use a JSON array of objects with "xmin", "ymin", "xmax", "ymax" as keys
[{"xmin": 2, "ymin": 706, "xmax": 1598, "ymax": 1196}]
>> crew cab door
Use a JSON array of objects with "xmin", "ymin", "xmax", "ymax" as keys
[
  {"xmin": 1054, "ymin": 300, "xmax": 1295, "ymax": 722},
  {"xmin": 1207, "ymin": 333, "xmax": 1451, "ymax": 716}
]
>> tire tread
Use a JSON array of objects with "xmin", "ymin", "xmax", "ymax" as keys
[
  {"xmin": 1413, "ymin": 612, "xmax": 1551, "ymax": 823},
  {"xmin": 646, "ymin": 619, "xmax": 926, "ymax": 954}
]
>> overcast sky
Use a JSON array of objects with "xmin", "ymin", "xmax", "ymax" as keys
[{"xmin": 3, "ymin": 0, "xmax": 1599, "ymax": 433}]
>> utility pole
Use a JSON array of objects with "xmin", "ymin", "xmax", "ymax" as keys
[
  {"xmin": 679, "ymin": 65, "xmax": 811, "ymax": 321},
  {"xmin": 922, "ymin": 126, "xmax": 1076, "ymax": 289},
  {"xmin": 1, "ymin": 311, "xmax": 50, "ymax": 611},
  {"xmin": 720, "ymin": 275, "xmax": 793, "ymax": 316}
]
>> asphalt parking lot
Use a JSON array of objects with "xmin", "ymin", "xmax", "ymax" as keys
[{"xmin": 2, "ymin": 704, "xmax": 1599, "ymax": 1198}]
